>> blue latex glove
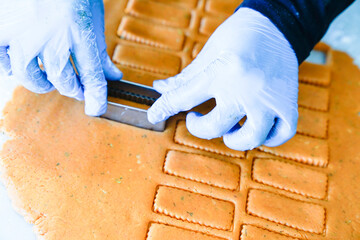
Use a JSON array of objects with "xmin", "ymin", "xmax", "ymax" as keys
[
  {"xmin": 148, "ymin": 8, "xmax": 299, "ymax": 151},
  {"xmin": 0, "ymin": 0, "xmax": 122, "ymax": 116}
]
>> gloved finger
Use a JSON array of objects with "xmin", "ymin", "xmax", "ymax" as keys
[
  {"xmin": 263, "ymin": 116, "xmax": 297, "ymax": 147},
  {"xmin": 71, "ymin": 8, "xmax": 107, "ymax": 116},
  {"xmin": 186, "ymin": 103, "xmax": 245, "ymax": 139},
  {"xmin": 153, "ymin": 74, "xmax": 186, "ymax": 94},
  {"xmin": 9, "ymin": 52, "xmax": 53, "ymax": 93},
  {"xmin": 0, "ymin": 46, "xmax": 12, "ymax": 76},
  {"xmin": 41, "ymin": 57, "xmax": 84, "ymax": 101},
  {"xmin": 223, "ymin": 112, "xmax": 275, "ymax": 151},
  {"xmin": 90, "ymin": 0, "xmax": 122, "ymax": 81},
  {"xmin": 152, "ymin": 44, "xmax": 213, "ymax": 94},
  {"xmin": 148, "ymin": 71, "xmax": 210, "ymax": 124}
]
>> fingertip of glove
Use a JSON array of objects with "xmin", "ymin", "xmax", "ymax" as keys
[
  {"xmin": 85, "ymin": 103, "xmax": 107, "ymax": 117},
  {"xmin": 153, "ymin": 80, "xmax": 170, "ymax": 94},
  {"xmin": 84, "ymin": 92, "xmax": 108, "ymax": 117},
  {"xmin": 104, "ymin": 65, "xmax": 123, "ymax": 81},
  {"xmin": 147, "ymin": 106, "xmax": 162, "ymax": 124}
]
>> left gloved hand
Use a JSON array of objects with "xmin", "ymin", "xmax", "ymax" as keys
[
  {"xmin": 147, "ymin": 8, "xmax": 299, "ymax": 151},
  {"xmin": 0, "ymin": 0, "xmax": 122, "ymax": 116}
]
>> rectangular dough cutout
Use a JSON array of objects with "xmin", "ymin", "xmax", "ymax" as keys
[
  {"xmin": 153, "ymin": 186, "xmax": 235, "ymax": 230},
  {"xmin": 246, "ymin": 190, "xmax": 325, "ymax": 234},
  {"xmin": 113, "ymin": 44, "xmax": 181, "ymax": 75},
  {"xmin": 147, "ymin": 223, "xmax": 226, "ymax": 240},
  {"xmin": 240, "ymin": 225, "xmax": 299, "ymax": 240},
  {"xmin": 252, "ymin": 159, "xmax": 328, "ymax": 199},
  {"xmin": 258, "ymin": 134, "xmax": 329, "ymax": 167},
  {"xmin": 297, "ymin": 107, "xmax": 328, "ymax": 139},
  {"xmin": 205, "ymin": 0, "xmax": 243, "ymax": 15},
  {"xmin": 164, "ymin": 150, "xmax": 240, "ymax": 190},
  {"xmin": 125, "ymin": 0, "xmax": 191, "ymax": 28},
  {"xmin": 118, "ymin": 16, "xmax": 185, "ymax": 51},
  {"xmin": 298, "ymin": 83, "xmax": 330, "ymax": 112},
  {"xmin": 119, "ymin": 65, "xmax": 167, "ymax": 87},
  {"xmin": 299, "ymin": 62, "xmax": 331, "ymax": 86},
  {"xmin": 174, "ymin": 120, "xmax": 245, "ymax": 158},
  {"xmin": 152, "ymin": 0, "xmax": 198, "ymax": 9},
  {"xmin": 199, "ymin": 16, "xmax": 226, "ymax": 36}
]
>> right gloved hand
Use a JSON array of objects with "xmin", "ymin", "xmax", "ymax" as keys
[
  {"xmin": 148, "ymin": 8, "xmax": 299, "ymax": 151},
  {"xmin": 0, "ymin": 0, "xmax": 122, "ymax": 116}
]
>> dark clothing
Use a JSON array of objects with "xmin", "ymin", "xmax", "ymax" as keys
[{"xmin": 239, "ymin": 0, "xmax": 355, "ymax": 64}]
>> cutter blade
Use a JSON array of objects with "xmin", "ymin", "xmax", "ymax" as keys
[{"xmin": 101, "ymin": 80, "xmax": 165, "ymax": 132}]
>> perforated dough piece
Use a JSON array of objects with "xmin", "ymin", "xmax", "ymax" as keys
[
  {"xmin": 299, "ymin": 62, "xmax": 331, "ymax": 87},
  {"xmin": 246, "ymin": 190, "xmax": 325, "ymax": 234},
  {"xmin": 147, "ymin": 223, "xmax": 226, "ymax": 240},
  {"xmin": 153, "ymin": 186, "xmax": 235, "ymax": 230},
  {"xmin": 118, "ymin": 16, "xmax": 185, "ymax": 51},
  {"xmin": 174, "ymin": 120, "xmax": 245, "ymax": 158},
  {"xmin": 118, "ymin": 65, "xmax": 168, "ymax": 87},
  {"xmin": 258, "ymin": 134, "xmax": 329, "ymax": 167},
  {"xmin": 164, "ymin": 150, "xmax": 240, "ymax": 190},
  {"xmin": 240, "ymin": 225, "xmax": 299, "ymax": 240},
  {"xmin": 298, "ymin": 83, "xmax": 330, "ymax": 111},
  {"xmin": 113, "ymin": 44, "xmax": 181, "ymax": 75},
  {"xmin": 152, "ymin": 0, "xmax": 198, "ymax": 9},
  {"xmin": 125, "ymin": 0, "xmax": 191, "ymax": 28},
  {"xmin": 297, "ymin": 107, "xmax": 328, "ymax": 138},
  {"xmin": 252, "ymin": 159, "xmax": 328, "ymax": 199}
]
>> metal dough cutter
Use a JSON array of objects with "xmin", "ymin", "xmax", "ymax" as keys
[{"xmin": 101, "ymin": 80, "xmax": 165, "ymax": 132}]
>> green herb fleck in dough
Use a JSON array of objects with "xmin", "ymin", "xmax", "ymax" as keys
[
  {"xmin": 64, "ymin": 152, "xmax": 70, "ymax": 157},
  {"xmin": 115, "ymin": 177, "xmax": 123, "ymax": 184}
]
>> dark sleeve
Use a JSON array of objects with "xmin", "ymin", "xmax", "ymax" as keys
[{"xmin": 238, "ymin": 0, "xmax": 355, "ymax": 64}]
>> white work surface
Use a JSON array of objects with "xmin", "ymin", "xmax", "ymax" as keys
[{"xmin": 1, "ymin": 2, "xmax": 360, "ymax": 239}]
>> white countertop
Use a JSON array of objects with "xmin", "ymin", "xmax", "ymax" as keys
[{"xmin": 0, "ymin": 2, "xmax": 359, "ymax": 239}]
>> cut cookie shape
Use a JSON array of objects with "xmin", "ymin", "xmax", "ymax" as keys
[
  {"xmin": 118, "ymin": 65, "xmax": 167, "ymax": 87},
  {"xmin": 246, "ymin": 189, "xmax": 326, "ymax": 234},
  {"xmin": 298, "ymin": 83, "xmax": 330, "ymax": 112},
  {"xmin": 240, "ymin": 225, "xmax": 299, "ymax": 240},
  {"xmin": 146, "ymin": 223, "xmax": 226, "ymax": 240},
  {"xmin": 199, "ymin": 16, "xmax": 226, "ymax": 36},
  {"xmin": 252, "ymin": 159, "xmax": 328, "ymax": 199},
  {"xmin": 299, "ymin": 62, "xmax": 331, "ymax": 87},
  {"xmin": 164, "ymin": 150, "xmax": 240, "ymax": 190},
  {"xmin": 118, "ymin": 16, "xmax": 185, "ymax": 51},
  {"xmin": 125, "ymin": 0, "xmax": 191, "ymax": 28},
  {"xmin": 112, "ymin": 44, "xmax": 181, "ymax": 75},
  {"xmin": 297, "ymin": 107, "xmax": 328, "ymax": 139},
  {"xmin": 174, "ymin": 120, "xmax": 245, "ymax": 158},
  {"xmin": 258, "ymin": 134, "xmax": 329, "ymax": 167},
  {"xmin": 205, "ymin": 0, "xmax": 242, "ymax": 15},
  {"xmin": 153, "ymin": 186, "xmax": 235, "ymax": 230},
  {"xmin": 152, "ymin": 0, "xmax": 198, "ymax": 9}
]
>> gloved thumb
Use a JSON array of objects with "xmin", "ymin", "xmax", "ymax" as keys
[
  {"xmin": 148, "ymin": 73, "xmax": 210, "ymax": 124},
  {"xmin": 186, "ymin": 103, "xmax": 245, "ymax": 139},
  {"xmin": 153, "ymin": 74, "xmax": 185, "ymax": 94}
]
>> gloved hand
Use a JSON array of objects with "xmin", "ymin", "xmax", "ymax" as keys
[
  {"xmin": 148, "ymin": 8, "xmax": 299, "ymax": 151},
  {"xmin": 0, "ymin": 0, "xmax": 122, "ymax": 116}
]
